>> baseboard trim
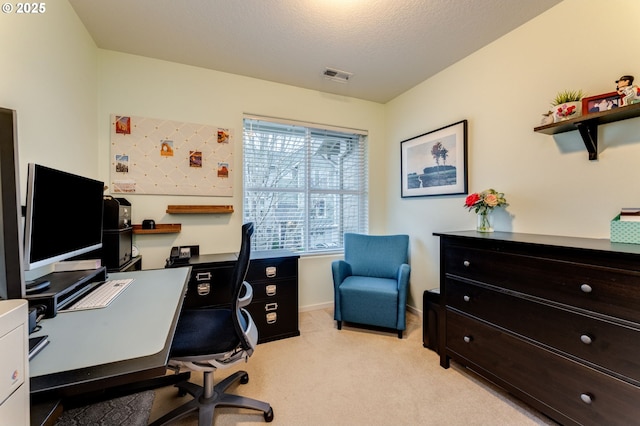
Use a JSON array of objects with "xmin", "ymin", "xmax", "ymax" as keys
[{"xmin": 300, "ymin": 302, "xmax": 422, "ymax": 318}]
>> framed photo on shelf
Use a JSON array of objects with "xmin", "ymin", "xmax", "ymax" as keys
[
  {"xmin": 400, "ymin": 120, "xmax": 468, "ymax": 198},
  {"xmin": 582, "ymin": 91, "xmax": 621, "ymax": 114}
]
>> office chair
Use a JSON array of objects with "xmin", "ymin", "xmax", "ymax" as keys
[
  {"xmin": 332, "ymin": 233, "xmax": 410, "ymax": 339},
  {"xmin": 151, "ymin": 222, "xmax": 273, "ymax": 425}
]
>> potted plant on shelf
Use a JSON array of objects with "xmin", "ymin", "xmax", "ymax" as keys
[{"xmin": 552, "ymin": 89, "xmax": 584, "ymax": 122}]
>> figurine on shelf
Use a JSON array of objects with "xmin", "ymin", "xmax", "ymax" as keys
[{"xmin": 616, "ymin": 75, "xmax": 640, "ymax": 106}]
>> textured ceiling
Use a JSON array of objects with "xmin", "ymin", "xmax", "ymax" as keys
[{"xmin": 68, "ymin": 0, "xmax": 561, "ymax": 103}]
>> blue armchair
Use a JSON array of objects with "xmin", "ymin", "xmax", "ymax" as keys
[{"xmin": 332, "ymin": 233, "xmax": 410, "ymax": 338}]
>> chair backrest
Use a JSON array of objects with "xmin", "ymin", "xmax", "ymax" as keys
[
  {"xmin": 231, "ymin": 222, "xmax": 254, "ymax": 350},
  {"xmin": 344, "ymin": 233, "xmax": 409, "ymax": 279}
]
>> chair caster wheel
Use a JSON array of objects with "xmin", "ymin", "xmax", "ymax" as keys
[
  {"xmin": 240, "ymin": 373, "xmax": 249, "ymax": 384},
  {"xmin": 264, "ymin": 407, "xmax": 274, "ymax": 422}
]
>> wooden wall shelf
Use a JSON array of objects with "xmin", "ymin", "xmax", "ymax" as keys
[
  {"xmin": 534, "ymin": 102, "xmax": 640, "ymax": 160},
  {"xmin": 166, "ymin": 205, "xmax": 234, "ymax": 214},
  {"xmin": 132, "ymin": 224, "xmax": 181, "ymax": 234}
]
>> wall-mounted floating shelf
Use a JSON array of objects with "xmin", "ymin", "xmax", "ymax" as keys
[
  {"xmin": 166, "ymin": 205, "xmax": 234, "ymax": 214},
  {"xmin": 132, "ymin": 224, "xmax": 181, "ymax": 234},
  {"xmin": 534, "ymin": 102, "xmax": 640, "ymax": 160}
]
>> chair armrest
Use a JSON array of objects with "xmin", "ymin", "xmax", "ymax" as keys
[
  {"xmin": 331, "ymin": 260, "xmax": 352, "ymax": 288},
  {"xmin": 239, "ymin": 281, "xmax": 253, "ymax": 307},
  {"xmin": 396, "ymin": 263, "xmax": 411, "ymax": 329}
]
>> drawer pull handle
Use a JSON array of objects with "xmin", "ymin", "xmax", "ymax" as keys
[
  {"xmin": 266, "ymin": 266, "xmax": 277, "ymax": 278},
  {"xmin": 463, "ymin": 260, "xmax": 470, "ymax": 267},
  {"xmin": 265, "ymin": 302, "xmax": 278, "ymax": 312},
  {"xmin": 196, "ymin": 272, "xmax": 212, "ymax": 281},
  {"xmin": 266, "ymin": 312, "xmax": 277, "ymax": 324},
  {"xmin": 580, "ymin": 393, "xmax": 593, "ymax": 404},
  {"xmin": 463, "ymin": 295, "xmax": 471, "ymax": 302},
  {"xmin": 580, "ymin": 284, "xmax": 592, "ymax": 293},
  {"xmin": 463, "ymin": 336, "xmax": 472, "ymax": 343},
  {"xmin": 266, "ymin": 284, "xmax": 277, "ymax": 296},
  {"xmin": 580, "ymin": 334, "xmax": 593, "ymax": 345},
  {"xmin": 197, "ymin": 283, "xmax": 210, "ymax": 296}
]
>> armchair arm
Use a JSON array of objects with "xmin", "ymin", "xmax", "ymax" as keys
[
  {"xmin": 396, "ymin": 263, "xmax": 411, "ymax": 330},
  {"xmin": 331, "ymin": 260, "xmax": 352, "ymax": 321}
]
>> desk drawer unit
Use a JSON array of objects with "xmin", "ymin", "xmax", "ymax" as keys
[
  {"xmin": 183, "ymin": 264, "xmax": 234, "ymax": 309},
  {"xmin": 435, "ymin": 231, "xmax": 640, "ymax": 426},
  {"xmin": 245, "ymin": 252, "xmax": 300, "ymax": 344}
]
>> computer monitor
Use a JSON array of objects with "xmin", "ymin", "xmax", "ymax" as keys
[
  {"xmin": 23, "ymin": 163, "xmax": 104, "ymax": 271},
  {"xmin": 0, "ymin": 107, "xmax": 26, "ymax": 299}
]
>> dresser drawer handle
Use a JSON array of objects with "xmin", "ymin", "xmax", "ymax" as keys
[
  {"xmin": 580, "ymin": 393, "xmax": 593, "ymax": 404},
  {"xmin": 580, "ymin": 334, "xmax": 593, "ymax": 345},
  {"xmin": 463, "ymin": 295, "xmax": 471, "ymax": 302},
  {"xmin": 463, "ymin": 260, "xmax": 470, "ymax": 267},
  {"xmin": 580, "ymin": 284, "xmax": 592, "ymax": 293},
  {"xmin": 265, "ymin": 266, "xmax": 277, "ymax": 278},
  {"xmin": 266, "ymin": 284, "xmax": 277, "ymax": 296},
  {"xmin": 463, "ymin": 336, "xmax": 472, "ymax": 343}
]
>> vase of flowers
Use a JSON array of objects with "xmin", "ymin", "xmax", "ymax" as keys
[{"xmin": 464, "ymin": 189, "xmax": 508, "ymax": 233}]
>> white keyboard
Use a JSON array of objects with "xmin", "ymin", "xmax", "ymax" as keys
[{"xmin": 62, "ymin": 278, "xmax": 134, "ymax": 312}]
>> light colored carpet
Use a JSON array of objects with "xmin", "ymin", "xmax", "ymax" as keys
[{"xmin": 149, "ymin": 309, "xmax": 557, "ymax": 425}]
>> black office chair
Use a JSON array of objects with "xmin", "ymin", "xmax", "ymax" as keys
[{"xmin": 150, "ymin": 222, "xmax": 273, "ymax": 425}]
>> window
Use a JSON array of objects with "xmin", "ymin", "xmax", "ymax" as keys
[{"xmin": 243, "ymin": 116, "xmax": 368, "ymax": 254}]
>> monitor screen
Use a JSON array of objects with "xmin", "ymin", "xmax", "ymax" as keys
[
  {"xmin": 0, "ymin": 107, "xmax": 25, "ymax": 299},
  {"xmin": 23, "ymin": 163, "xmax": 104, "ymax": 271}
]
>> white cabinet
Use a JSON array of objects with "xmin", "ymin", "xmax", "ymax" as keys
[{"xmin": 0, "ymin": 299, "xmax": 29, "ymax": 425}]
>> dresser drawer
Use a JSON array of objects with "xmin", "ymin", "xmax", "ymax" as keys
[
  {"xmin": 245, "ymin": 292, "xmax": 299, "ymax": 343},
  {"xmin": 250, "ymin": 278, "xmax": 296, "ymax": 301},
  {"xmin": 444, "ymin": 245, "xmax": 640, "ymax": 324},
  {"xmin": 246, "ymin": 257, "xmax": 298, "ymax": 281},
  {"xmin": 447, "ymin": 310, "xmax": 640, "ymax": 426},
  {"xmin": 183, "ymin": 265, "xmax": 234, "ymax": 309},
  {"xmin": 447, "ymin": 278, "xmax": 640, "ymax": 383}
]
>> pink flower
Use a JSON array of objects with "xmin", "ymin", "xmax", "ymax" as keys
[{"xmin": 484, "ymin": 193, "xmax": 499, "ymax": 207}]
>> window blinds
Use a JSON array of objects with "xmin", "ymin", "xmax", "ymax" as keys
[{"xmin": 243, "ymin": 116, "xmax": 368, "ymax": 253}]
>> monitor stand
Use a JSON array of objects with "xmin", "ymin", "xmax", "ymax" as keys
[
  {"xmin": 25, "ymin": 278, "xmax": 51, "ymax": 294},
  {"xmin": 24, "ymin": 267, "xmax": 107, "ymax": 318}
]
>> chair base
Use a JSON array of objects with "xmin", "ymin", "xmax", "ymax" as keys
[
  {"xmin": 150, "ymin": 370, "xmax": 273, "ymax": 426},
  {"xmin": 336, "ymin": 320, "xmax": 403, "ymax": 339}
]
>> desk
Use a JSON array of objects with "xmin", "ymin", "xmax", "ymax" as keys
[{"xmin": 29, "ymin": 267, "xmax": 190, "ymax": 401}]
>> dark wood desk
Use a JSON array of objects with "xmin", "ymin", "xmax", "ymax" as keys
[{"xmin": 29, "ymin": 267, "xmax": 190, "ymax": 423}]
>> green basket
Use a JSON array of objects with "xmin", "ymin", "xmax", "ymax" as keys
[{"xmin": 610, "ymin": 214, "xmax": 640, "ymax": 244}]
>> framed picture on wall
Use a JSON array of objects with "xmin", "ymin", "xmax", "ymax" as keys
[
  {"xmin": 400, "ymin": 120, "xmax": 468, "ymax": 198},
  {"xmin": 582, "ymin": 91, "xmax": 621, "ymax": 114}
]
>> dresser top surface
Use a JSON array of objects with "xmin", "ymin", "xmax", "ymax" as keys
[{"xmin": 434, "ymin": 230, "xmax": 640, "ymax": 256}]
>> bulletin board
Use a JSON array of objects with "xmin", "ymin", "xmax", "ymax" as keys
[{"xmin": 109, "ymin": 114, "xmax": 233, "ymax": 196}]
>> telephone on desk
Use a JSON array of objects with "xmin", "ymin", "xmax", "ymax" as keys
[{"xmin": 166, "ymin": 245, "xmax": 197, "ymax": 267}]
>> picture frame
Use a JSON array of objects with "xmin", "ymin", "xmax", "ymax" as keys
[
  {"xmin": 400, "ymin": 120, "xmax": 468, "ymax": 198},
  {"xmin": 582, "ymin": 91, "xmax": 621, "ymax": 114}
]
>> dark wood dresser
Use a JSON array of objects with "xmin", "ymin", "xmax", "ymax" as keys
[{"xmin": 435, "ymin": 231, "xmax": 640, "ymax": 426}]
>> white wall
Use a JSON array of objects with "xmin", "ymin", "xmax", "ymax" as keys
[
  {"xmin": 386, "ymin": 0, "xmax": 640, "ymax": 308},
  {"xmin": 0, "ymin": 1, "xmax": 99, "ymax": 280},
  {"xmin": 97, "ymin": 50, "xmax": 386, "ymax": 308}
]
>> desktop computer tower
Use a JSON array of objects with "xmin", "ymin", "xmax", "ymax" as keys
[{"xmin": 101, "ymin": 228, "xmax": 132, "ymax": 270}]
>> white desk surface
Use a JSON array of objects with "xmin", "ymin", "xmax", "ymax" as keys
[{"xmin": 29, "ymin": 267, "xmax": 189, "ymax": 381}]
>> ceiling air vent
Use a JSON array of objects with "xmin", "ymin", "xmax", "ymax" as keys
[{"xmin": 323, "ymin": 68, "xmax": 352, "ymax": 83}]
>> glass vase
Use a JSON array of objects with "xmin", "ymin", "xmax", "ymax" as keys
[{"xmin": 477, "ymin": 210, "xmax": 494, "ymax": 233}]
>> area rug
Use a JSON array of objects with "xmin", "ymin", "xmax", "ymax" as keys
[{"xmin": 54, "ymin": 390, "xmax": 155, "ymax": 426}]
